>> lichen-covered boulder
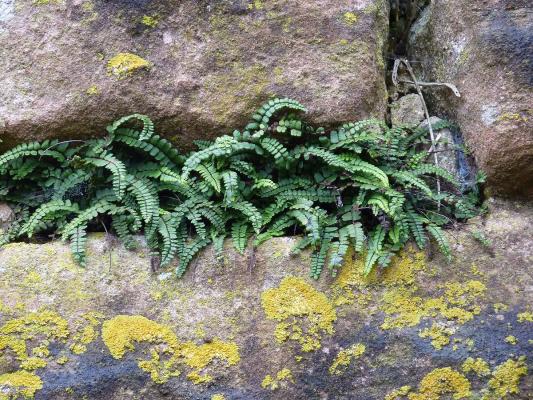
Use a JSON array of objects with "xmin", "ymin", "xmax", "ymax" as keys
[
  {"xmin": 407, "ymin": 0, "xmax": 533, "ymax": 198},
  {"xmin": 0, "ymin": 199, "xmax": 531, "ymax": 399},
  {"xmin": 0, "ymin": 0, "xmax": 389, "ymax": 149}
]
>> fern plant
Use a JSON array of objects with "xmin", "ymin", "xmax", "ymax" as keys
[{"xmin": 0, "ymin": 98, "xmax": 482, "ymax": 278}]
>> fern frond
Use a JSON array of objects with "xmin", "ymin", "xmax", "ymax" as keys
[
  {"xmin": 86, "ymin": 153, "xmax": 127, "ymax": 199},
  {"xmin": 70, "ymin": 226, "xmax": 88, "ymax": 267},
  {"xmin": 107, "ymin": 114, "xmax": 154, "ymax": 141},
  {"xmin": 426, "ymin": 224, "xmax": 451, "ymax": 261},
  {"xmin": 175, "ymin": 237, "xmax": 211, "ymax": 277},
  {"xmin": 21, "ymin": 200, "xmax": 78, "ymax": 237},
  {"xmin": 195, "ymin": 163, "xmax": 221, "ymax": 193},
  {"xmin": 158, "ymin": 213, "xmax": 178, "ymax": 266},
  {"xmin": 228, "ymin": 201, "xmax": 262, "ymax": 233},
  {"xmin": 231, "ymin": 220, "xmax": 250, "ymax": 254},
  {"xmin": 364, "ymin": 225, "xmax": 386, "ymax": 275}
]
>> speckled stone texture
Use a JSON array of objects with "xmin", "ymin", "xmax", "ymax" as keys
[
  {"xmin": 0, "ymin": 199, "xmax": 531, "ymax": 399},
  {"xmin": 407, "ymin": 0, "xmax": 533, "ymax": 197},
  {"xmin": 0, "ymin": 0, "xmax": 389, "ymax": 150}
]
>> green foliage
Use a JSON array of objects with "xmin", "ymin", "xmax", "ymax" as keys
[{"xmin": 0, "ymin": 98, "xmax": 482, "ymax": 278}]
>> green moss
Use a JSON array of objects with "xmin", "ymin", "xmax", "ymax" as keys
[
  {"xmin": 106, "ymin": 53, "xmax": 151, "ymax": 79},
  {"xmin": 261, "ymin": 276, "xmax": 336, "ymax": 352}
]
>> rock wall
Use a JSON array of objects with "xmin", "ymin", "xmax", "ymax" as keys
[
  {"xmin": 0, "ymin": 199, "xmax": 531, "ymax": 399},
  {"xmin": 0, "ymin": 0, "xmax": 389, "ymax": 149},
  {"xmin": 407, "ymin": 0, "xmax": 533, "ymax": 197}
]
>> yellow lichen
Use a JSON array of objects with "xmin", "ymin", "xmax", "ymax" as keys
[
  {"xmin": 419, "ymin": 324, "xmax": 454, "ymax": 350},
  {"xmin": 461, "ymin": 357, "xmax": 490, "ymax": 377},
  {"xmin": 141, "ymin": 14, "xmax": 159, "ymax": 28},
  {"xmin": 261, "ymin": 276, "xmax": 336, "ymax": 352},
  {"xmin": 102, "ymin": 315, "xmax": 179, "ymax": 359},
  {"xmin": 181, "ymin": 339, "xmax": 240, "ymax": 384},
  {"xmin": 211, "ymin": 395, "xmax": 225, "ymax": 400},
  {"xmin": 261, "ymin": 368, "xmax": 294, "ymax": 390},
  {"xmin": 56, "ymin": 356, "xmax": 69, "ymax": 365},
  {"xmin": 106, "ymin": 53, "xmax": 151, "ymax": 78},
  {"xmin": 102, "ymin": 315, "xmax": 240, "ymax": 385},
  {"xmin": 381, "ymin": 280, "xmax": 485, "ymax": 331},
  {"xmin": 0, "ymin": 371, "xmax": 43, "ymax": 399},
  {"xmin": 0, "ymin": 310, "xmax": 69, "ymax": 363},
  {"xmin": 248, "ymin": 0, "xmax": 264, "ymax": 10},
  {"xmin": 328, "ymin": 343, "xmax": 366, "ymax": 375},
  {"xmin": 408, "ymin": 367, "xmax": 471, "ymax": 400},
  {"xmin": 517, "ymin": 311, "xmax": 533, "ymax": 322},
  {"xmin": 32, "ymin": 0, "xmax": 61, "ymax": 5},
  {"xmin": 496, "ymin": 112, "xmax": 528, "ymax": 123},
  {"xmin": 86, "ymin": 85, "xmax": 99, "ymax": 95},
  {"xmin": 19, "ymin": 357, "xmax": 47, "ymax": 371},
  {"xmin": 385, "ymin": 385, "xmax": 412, "ymax": 400},
  {"xmin": 493, "ymin": 303, "xmax": 508, "ymax": 313},
  {"xmin": 343, "ymin": 12, "xmax": 358, "ymax": 25},
  {"xmin": 485, "ymin": 357, "xmax": 528, "ymax": 398},
  {"xmin": 504, "ymin": 335, "xmax": 518, "ymax": 345},
  {"xmin": 69, "ymin": 312, "xmax": 103, "ymax": 354}
]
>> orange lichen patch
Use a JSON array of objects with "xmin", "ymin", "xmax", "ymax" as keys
[
  {"xmin": 261, "ymin": 277, "xmax": 336, "ymax": 352},
  {"xmin": 461, "ymin": 357, "xmax": 490, "ymax": 377},
  {"xmin": 101, "ymin": 315, "xmax": 240, "ymax": 385},
  {"xmin": 483, "ymin": 357, "xmax": 528, "ymax": 399},
  {"xmin": 0, "ymin": 370, "xmax": 43, "ymax": 399},
  {"xmin": 407, "ymin": 367, "xmax": 471, "ymax": 400},
  {"xmin": 328, "ymin": 343, "xmax": 366, "ymax": 375}
]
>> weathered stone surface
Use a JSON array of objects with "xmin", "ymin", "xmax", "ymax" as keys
[
  {"xmin": 0, "ymin": 0, "xmax": 389, "ymax": 150},
  {"xmin": 418, "ymin": 116, "xmax": 471, "ymax": 190},
  {"xmin": 407, "ymin": 0, "xmax": 533, "ymax": 197},
  {"xmin": 0, "ymin": 199, "xmax": 532, "ymax": 399},
  {"xmin": 390, "ymin": 93, "xmax": 424, "ymax": 127},
  {"xmin": 0, "ymin": 203, "xmax": 14, "ymax": 230}
]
